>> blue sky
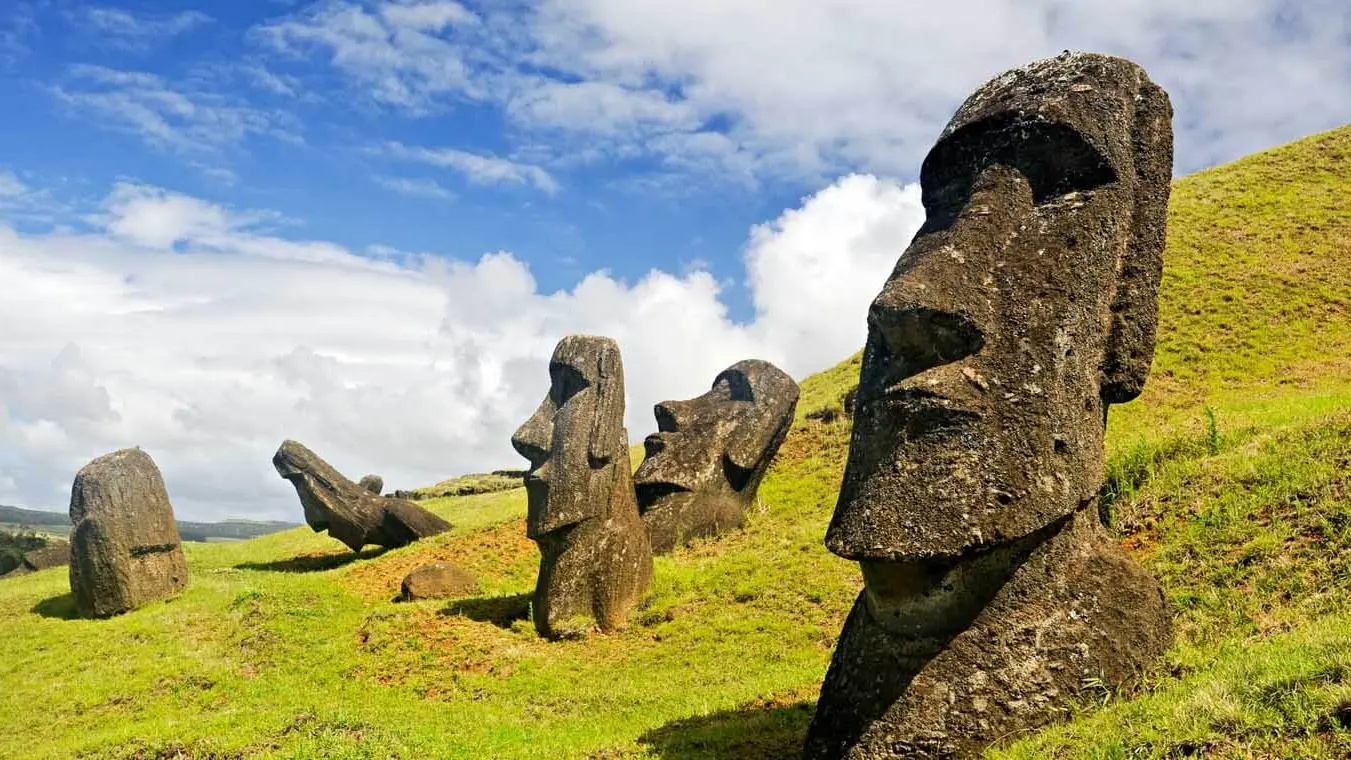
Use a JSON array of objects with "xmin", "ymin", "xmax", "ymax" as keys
[{"xmin": 0, "ymin": 0, "xmax": 1348, "ymax": 520}]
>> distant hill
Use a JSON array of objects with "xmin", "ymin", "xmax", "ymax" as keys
[{"xmin": 0, "ymin": 504, "xmax": 299, "ymax": 543}]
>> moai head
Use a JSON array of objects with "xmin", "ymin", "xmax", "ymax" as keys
[
  {"xmin": 826, "ymin": 52, "xmax": 1174, "ymax": 564},
  {"xmin": 273, "ymin": 439, "xmax": 378, "ymax": 547},
  {"xmin": 511, "ymin": 335, "xmax": 628, "ymax": 540},
  {"xmin": 634, "ymin": 359, "xmax": 799, "ymax": 552}
]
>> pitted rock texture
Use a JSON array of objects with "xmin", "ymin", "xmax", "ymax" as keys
[
  {"xmin": 273, "ymin": 440, "xmax": 451, "ymax": 552},
  {"xmin": 512, "ymin": 335, "xmax": 653, "ymax": 639},
  {"xmin": 635, "ymin": 359, "xmax": 799, "ymax": 554},
  {"xmin": 69, "ymin": 448, "xmax": 189, "ymax": 618},
  {"xmin": 400, "ymin": 562, "xmax": 479, "ymax": 601},
  {"xmin": 807, "ymin": 51, "xmax": 1175, "ymax": 759}
]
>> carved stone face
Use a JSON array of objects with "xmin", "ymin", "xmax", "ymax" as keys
[
  {"xmin": 634, "ymin": 359, "xmax": 799, "ymax": 551},
  {"xmin": 826, "ymin": 53, "xmax": 1173, "ymax": 562},
  {"xmin": 511, "ymin": 335, "xmax": 627, "ymax": 539}
]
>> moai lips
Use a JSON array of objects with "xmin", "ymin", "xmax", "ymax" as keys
[{"xmin": 806, "ymin": 52, "xmax": 1176, "ymax": 759}]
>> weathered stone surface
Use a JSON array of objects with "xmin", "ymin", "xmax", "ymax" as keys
[
  {"xmin": 807, "ymin": 52, "xmax": 1175, "ymax": 759},
  {"xmin": 635, "ymin": 359, "xmax": 799, "ymax": 554},
  {"xmin": 511, "ymin": 335, "xmax": 653, "ymax": 638},
  {"xmin": 399, "ymin": 562, "xmax": 480, "ymax": 601},
  {"xmin": 69, "ymin": 448, "xmax": 189, "ymax": 618},
  {"xmin": 273, "ymin": 440, "xmax": 451, "ymax": 552},
  {"xmin": 358, "ymin": 474, "xmax": 384, "ymax": 495}
]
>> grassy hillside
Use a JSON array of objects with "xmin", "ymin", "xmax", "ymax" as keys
[{"xmin": 0, "ymin": 124, "xmax": 1349, "ymax": 759}]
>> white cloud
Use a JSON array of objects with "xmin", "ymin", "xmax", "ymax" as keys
[
  {"xmin": 380, "ymin": 141, "xmax": 560, "ymax": 194},
  {"xmin": 257, "ymin": 0, "xmax": 1351, "ymax": 180},
  {"xmin": 374, "ymin": 176, "xmax": 455, "ymax": 200},
  {"xmin": 79, "ymin": 7, "xmax": 213, "ymax": 49},
  {"xmin": 0, "ymin": 174, "xmax": 920, "ymax": 520},
  {"xmin": 0, "ymin": 170, "xmax": 27, "ymax": 198},
  {"xmin": 258, "ymin": 0, "xmax": 486, "ymax": 112},
  {"xmin": 51, "ymin": 65, "xmax": 301, "ymax": 157}
]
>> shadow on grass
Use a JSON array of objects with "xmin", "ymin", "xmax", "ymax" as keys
[
  {"xmin": 634, "ymin": 698, "xmax": 814, "ymax": 760},
  {"xmin": 235, "ymin": 547, "xmax": 386, "ymax": 573},
  {"xmin": 32, "ymin": 593, "xmax": 80, "ymax": 620},
  {"xmin": 440, "ymin": 592, "xmax": 531, "ymax": 629}
]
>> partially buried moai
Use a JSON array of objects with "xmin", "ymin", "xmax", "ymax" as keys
[
  {"xmin": 69, "ymin": 448, "xmax": 189, "ymax": 618},
  {"xmin": 634, "ymin": 359, "xmax": 799, "ymax": 554},
  {"xmin": 805, "ymin": 52, "xmax": 1175, "ymax": 759},
  {"xmin": 512, "ymin": 335, "xmax": 653, "ymax": 638}
]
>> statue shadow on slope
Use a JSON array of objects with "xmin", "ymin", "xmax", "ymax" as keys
[
  {"xmin": 439, "ymin": 592, "xmax": 532, "ymax": 630},
  {"xmin": 31, "ymin": 593, "xmax": 80, "ymax": 620},
  {"xmin": 633, "ymin": 698, "xmax": 814, "ymax": 760},
  {"xmin": 234, "ymin": 546, "xmax": 387, "ymax": 573}
]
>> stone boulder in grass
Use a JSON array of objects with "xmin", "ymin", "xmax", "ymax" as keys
[{"xmin": 69, "ymin": 448, "xmax": 189, "ymax": 618}]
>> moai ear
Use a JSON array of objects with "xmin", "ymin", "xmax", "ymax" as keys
[
  {"xmin": 1101, "ymin": 78, "xmax": 1173, "ymax": 405},
  {"xmin": 587, "ymin": 344, "xmax": 625, "ymax": 464}
]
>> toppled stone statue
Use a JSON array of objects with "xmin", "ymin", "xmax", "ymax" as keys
[
  {"xmin": 0, "ymin": 540, "xmax": 71, "ymax": 579},
  {"xmin": 358, "ymin": 474, "xmax": 384, "ymax": 495},
  {"xmin": 634, "ymin": 359, "xmax": 800, "ymax": 554},
  {"xmin": 805, "ymin": 52, "xmax": 1176, "ymax": 759},
  {"xmin": 69, "ymin": 448, "xmax": 189, "ymax": 618},
  {"xmin": 511, "ymin": 335, "xmax": 653, "ymax": 638},
  {"xmin": 400, "ymin": 562, "xmax": 479, "ymax": 601},
  {"xmin": 273, "ymin": 440, "xmax": 451, "ymax": 552}
]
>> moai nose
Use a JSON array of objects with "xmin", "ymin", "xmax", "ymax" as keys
[
  {"xmin": 869, "ymin": 293, "xmax": 985, "ymax": 379},
  {"xmin": 653, "ymin": 399, "xmax": 692, "ymax": 433}
]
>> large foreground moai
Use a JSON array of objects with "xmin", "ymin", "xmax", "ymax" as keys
[
  {"xmin": 805, "ymin": 52, "xmax": 1176, "ymax": 759},
  {"xmin": 634, "ymin": 359, "xmax": 800, "ymax": 554},
  {"xmin": 273, "ymin": 440, "xmax": 452, "ymax": 552},
  {"xmin": 511, "ymin": 335, "xmax": 653, "ymax": 638},
  {"xmin": 69, "ymin": 448, "xmax": 189, "ymax": 618}
]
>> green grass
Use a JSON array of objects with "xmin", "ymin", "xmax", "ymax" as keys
[{"xmin": 1, "ymin": 124, "xmax": 1350, "ymax": 759}]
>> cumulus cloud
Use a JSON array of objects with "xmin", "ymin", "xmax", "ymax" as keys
[
  {"xmin": 258, "ymin": 0, "xmax": 1351, "ymax": 180},
  {"xmin": 0, "ymin": 174, "xmax": 919, "ymax": 520}
]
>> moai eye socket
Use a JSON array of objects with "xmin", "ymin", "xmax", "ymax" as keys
[{"xmin": 920, "ymin": 117, "xmax": 1119, "ymax": 232}]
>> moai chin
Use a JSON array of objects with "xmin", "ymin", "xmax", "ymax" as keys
[
  {"xmin": 511, "ymin": 335, "xmax": 653, "ymax": 639},
  {"xmin": 634, "ymin": 359, "xmax": 800, "ymax": 554},
  {"xmin": 805, "ymin": 52, "xmax": 1176, "ymax": 759}
]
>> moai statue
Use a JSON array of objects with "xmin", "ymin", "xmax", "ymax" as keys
[
  {"xmin": 273, "ymin": 440, "xmax": 451, "ymax": 552},
  {"xmin": 511, "ymin": 335, "xmax": 653, "ymax": 639},
  {"xmin": 69, "ymin": 448, "xmax": 189, "ymax": 618},
  {"xmin": 805, "ymin": 52, "xmax": 1176, "ymax": 759},
  {"xmin": 634, "ymin": 359, "xmax": 800, "ymax": 554}
]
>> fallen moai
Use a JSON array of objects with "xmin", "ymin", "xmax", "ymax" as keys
[
  {"xmin": 635, "ymin": 359, "xmax": 799, "ymax": 554},
  {"xmin": 805, "ymin": 51, "xmax": 1176, "ymax": 759},
  {"xmin": 69, "ymin": 448, "xmax": 189, "ymax": 618},
  {"xmin": 273, "ymin": 440, "xmax": 451, "ymax": 552},
  {"xmin": 511, "ymin": 335, "xmax": 653, "ymax": 638}
]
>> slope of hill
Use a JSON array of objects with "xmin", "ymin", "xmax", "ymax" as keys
[{"xmin": 0, "ymin": 124, "xmax": 1348, "ymax": 759}]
